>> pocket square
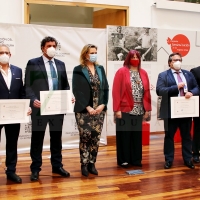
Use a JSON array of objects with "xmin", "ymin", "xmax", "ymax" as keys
[{"xmin": 15, "ymin": 78, "xmax": 21, "ymax": 79}]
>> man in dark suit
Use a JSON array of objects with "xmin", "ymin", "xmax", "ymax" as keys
[
  {"xmin": 0, "ymin": 44, "xmax": 31, "ymax": 183},
  {"xmin": 190, "ymin": 66, "xmax": 200, "ymax": 163},
  {"xmin": 24, "ymin": 36, "xmax": 70, "ymax": 181},
  {"xmin": 156, "ymin": 52, "xmax": 199, "ymax": 169}
]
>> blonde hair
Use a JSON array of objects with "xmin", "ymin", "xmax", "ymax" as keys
[{"xmin": 80, "ymin": 44, "xmax": 98, "ymax": 66}]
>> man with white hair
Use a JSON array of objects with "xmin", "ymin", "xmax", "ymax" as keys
[{"xmin": 0, "ymin": 44, "xmax": 31, "ymax": 183}]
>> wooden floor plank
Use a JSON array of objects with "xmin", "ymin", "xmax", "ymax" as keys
[{"xmin": 0, "ymin": 134, "xmax": 199, "ymax": 199}]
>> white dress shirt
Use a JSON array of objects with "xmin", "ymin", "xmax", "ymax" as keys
[
  {"xmin": 42, "ymin": 55, "xmax": 58, "ymax": 91},
  {"xmin": 171, "ymin": 68, "xmax": 187, "ymax": 96}
]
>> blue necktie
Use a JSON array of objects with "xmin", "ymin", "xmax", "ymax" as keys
[{"xmin": 49, "ymin": 60, "xmax": 58, "ymax": 90}]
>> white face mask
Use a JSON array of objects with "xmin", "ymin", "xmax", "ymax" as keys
[
  {"xmin": 46, "ymin": 47, "xmax": 56, "ymax": 58},
  {"xmin": 0, "ymin": 53, "xmax": 10, "ymax": 64},
  {"xmin": 173, "ymin": 61, "xmax": 181, "ymax": 70}
]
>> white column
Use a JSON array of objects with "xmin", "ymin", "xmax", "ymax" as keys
[{"xmin": 0, "ymin": 0, "xmax": 24, "ymax": 24}]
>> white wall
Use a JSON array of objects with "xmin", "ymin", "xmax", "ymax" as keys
[
  {"xmin": 0, "ymin": 0, "xmax": 23, "ymax": 24},
  {"xmin": 1, "ymin": 0, "xmax": 200, "ymax": 32},
  {"xmin": 151, "ymin": 1, "xmax": 200, "ymax": 31},
  {"xmin": 0, "ymin": 0, "xmax": 200, "ymax": 30}
]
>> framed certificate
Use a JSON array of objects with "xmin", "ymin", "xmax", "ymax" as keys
[
  {"xmin": 0, "ymin": 99, "xmax": 30, "ymax": 124},
  {"xmin": 170, "ymin": 96, "xmax": 199, "ymax": 118},
  {"xmin": 40, "ymin": 90, "xmax": 73, "ymax": 115}
]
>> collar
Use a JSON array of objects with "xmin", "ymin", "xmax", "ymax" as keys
[
  {"xmin": 0, "ymin": 64, "xmax": 10, "ymax": 70},
  {"xmin": 42, "ymin": 55, "xmax": 55, "ymax": 64},
  {"xmin": 171, "ymin": 68, "xmax": 182, "ymax": 74}
]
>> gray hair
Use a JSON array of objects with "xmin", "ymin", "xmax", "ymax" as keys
[
  {"xmin": 0, "ymin": 44, "xmax": 10, "ymax": 52},
  {"xmin": 0, "ymin": 43, "xmax": 10, "ymax": 52}
]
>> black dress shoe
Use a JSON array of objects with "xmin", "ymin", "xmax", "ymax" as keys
[
  {"xmin": 88, "ymin": 163, "xmax": 98, "ymax": 175},
  {"xmin": 164, "ymin": 161, "xmax": 172, "ymax": 169},
  {"xmin": 7, "ymin": 173, "xmax": 22, "ymax": 183},
  {"xmin": 193, "ymin": 156, "xmax": 200, "ymax": 163},
  {"xmin": 52, "ymin": 167, "xmax": 70, "ymax": 177},
  {"xmin": 81, "ymin": 164, "xmax": 89, "ymax": 177},
  {"xmin": 30, "ymin": 172, "xmax": 39, "ymax": 181},
  {"xmin": 184, "ymin": 161, "xmax": 195, "ymax": 169}
]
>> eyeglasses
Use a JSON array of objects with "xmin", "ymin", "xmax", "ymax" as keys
[
  {"xmin": 0, "ymin": 51, "xmax": 10, "ymax": 55},
  {"xmin": 172, "ymin": 59, "xmax": 182, "ymax": 62}
]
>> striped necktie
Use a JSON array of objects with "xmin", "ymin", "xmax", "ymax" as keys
[{"xmin": 175, "ymin": 72, "xmax": 184, "ymax": 96}]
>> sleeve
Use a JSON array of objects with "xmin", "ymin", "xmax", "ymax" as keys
[
  {"xmin": 19, "ymin": 68, "xmax": 25, "ymax": 99},
  {"xmin": 156, "ymin": 72, "xmax": 179, "ymax": 97},
  {"xmin": 112, "ymin": 69, "xmax": 122, "ymax": 111},
  {"xmin": 101, "ymin": 66, "xmax": 109, "ymax": 106},
  {"xmin": 188, "ymin": 72, "xmax": 200, "ymax": 96},
  {"xmin": 24, "ymin": 60, "xmax": 38, "ymax": 105},
  {"xmin": 72, "ymin": 67, "xmax": 90, "ymax": 108},
  {"xmin": 143, "ymin": 72, "xmax": 152, "ymax": 111},
  {"xmin": 62, "ymin": 62, "xmax": 70, "ymax": 90}
]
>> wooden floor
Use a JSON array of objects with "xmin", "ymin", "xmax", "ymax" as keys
[{"xmin": 0, "ymin": 134, "xmax": 200, "ymax": 200}]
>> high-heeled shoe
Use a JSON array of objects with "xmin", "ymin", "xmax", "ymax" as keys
[
  {"xmin": 81, "ymin": 164, "xmax": 89, "ymax": 177},
  {"xmin": 88, "ymin": 163, "xmax": 98, "ymax": 175}
]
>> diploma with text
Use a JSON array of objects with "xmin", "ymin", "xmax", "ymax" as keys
[
  {"xmin": 40, "ymin": 90, "xmax": 73, "ymax": 115},
  {"xmin": 0, "ymin": 99, "xmax": 30, "ymax": 124},
  {"xmin": 171, "ymin": 96, "xmax": 199, "ymax": 118}
]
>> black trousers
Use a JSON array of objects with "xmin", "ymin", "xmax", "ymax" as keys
[
  {"xmin": 164, "ymin": 118, "xmax": 192, "ymax": 162},
  {"xmin": 30, "ymin": 113, "xmax": 64, "ymax": 172},
  {"xmin": 116, "ymin": 113, "xmax": 143, "ymax": 166},
  {"xmin": 192, "ymin": 117, "xmax": 200, "ymax": 156},
  {"xmin": 0, "ymin": 124, "xmax": 20, "ymax": 174}
]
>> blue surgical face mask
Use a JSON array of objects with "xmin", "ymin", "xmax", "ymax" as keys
[{"xmin": 89, "ymin": 54, "xmax": 97, "ymax": 63}]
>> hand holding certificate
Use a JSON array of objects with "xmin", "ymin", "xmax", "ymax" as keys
[
  {"xmin": 171, "ymin": 96, "xmax": 199, "ymax": 118},
  {"xmin": 40, "ymin": 90, "xmax": 73, "ymax": 115},
  {"xmin": 0, "ymin": 99, "xmax": 30, "ymax": 124}
]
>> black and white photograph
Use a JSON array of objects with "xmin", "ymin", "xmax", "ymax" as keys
[{"xmin": 107, "ymin": 25, "xmax": 157, "ymax": 62}]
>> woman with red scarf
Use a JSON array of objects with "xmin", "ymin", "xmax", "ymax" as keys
[{"xmin": 112, "ymin": 49, "xmax": 151, "ymax": 167}]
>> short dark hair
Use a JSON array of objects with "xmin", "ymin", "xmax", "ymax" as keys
[
  {"xmin": 168, "ymin": 52, "xmax": 182, "ymax": 67},
  {"xmin": 40, "ymin": 36, "xmax": 58, "ymax": 50}
]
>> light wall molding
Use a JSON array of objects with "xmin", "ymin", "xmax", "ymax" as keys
[{"xmin": 155, "ymin": 0, "xmax": 200, "ymax": 13}]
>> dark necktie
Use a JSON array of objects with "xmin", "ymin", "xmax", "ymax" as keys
[
  {"xmin": 49, "ymin": 60, "xmax": 58, "ymax": 90},
  {"xmin": 175, "ymin": 72, "xmax": 184, "ymax": 96}
]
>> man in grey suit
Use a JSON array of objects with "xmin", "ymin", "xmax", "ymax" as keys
[{"xmin": 25, "ymin": 36, "xmax": 70, "ymax": 181}]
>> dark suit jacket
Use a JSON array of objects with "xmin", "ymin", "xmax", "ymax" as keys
[
  {"xmin": 0, "ymin": 65, "xmax": 24, "ymax": 99},
  {"xmin": 72, "ymin": 65, "xmax": 109, "ymax": 113},
  {"xmin": 156, "ymin": 68, "xmax": 199, "ymax": 119},
  {"xmin": 190, "ymin": 66, "xmax": 200, "ymax": 87},
  {"xmin": 190, "ymin": 66, "xmax": 200, "ymax": 115},
  {"xmin": 24, "ymin": 56, "xmax": 70, "ymax": 108}
]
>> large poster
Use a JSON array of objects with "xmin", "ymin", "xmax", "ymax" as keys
[
  {"xmin": 107, "ymin": 25, "xmax": 200, "ymax": 134},
  {"xmin": 0, "ymin": 23, "xmax": 107, "ymax": 154}
]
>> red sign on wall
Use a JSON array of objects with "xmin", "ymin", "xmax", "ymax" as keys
[{"xmin": 167, "ymin": 34, "xmax": 190, "ymax": 57}]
